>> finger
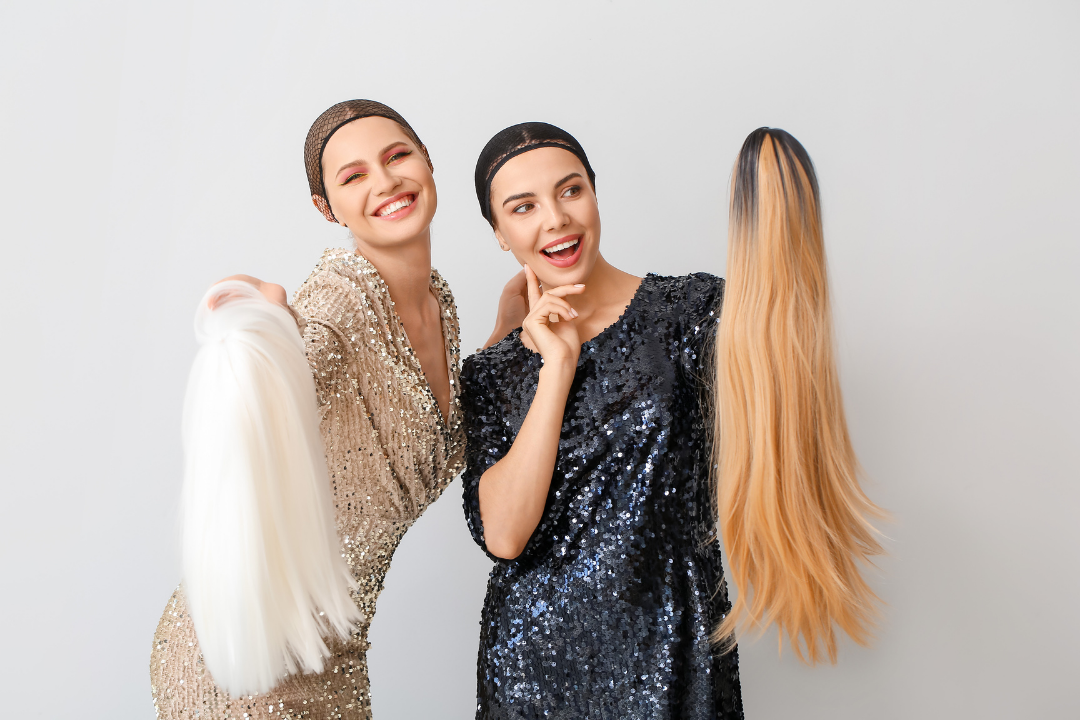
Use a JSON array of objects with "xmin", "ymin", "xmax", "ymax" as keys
[
  {"xmin": 526, "ymin": 306, "xmax": 574, "ymax": 328},
  {"xmin": 543, "ymin": 283, "xmax": 587, "ymax": 298},
  {"xmin": 530, "ymin": 295, "xmax": 576, "ymax": 320},
  {"xmin": 216, "ymin": 274, "xmax": 261, "ymax": 288},
  {"xmin": 260, "ymin": 282, "xmax": 287, "ymax": 307},
  {"xmin": 524, "ymin": 265, "xmax": 541, "ymax": 308},
  {"xmin": 528, "ymin": 301, "xmax": 576, "ymax": 324}
]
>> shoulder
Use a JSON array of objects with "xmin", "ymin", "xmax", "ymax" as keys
[
  {"xmin": 683, "ymin": 272, "xmax": 724, "ymax": 320},
  {"xmin": 429, "ymin": 267, "xmax": 458, "ymax": 316},
  {"xmin": 291, "ymin": 248, "xmax": 360, "ymax": 321},
  {"xmin": 636, "ymin": 272, "xmax": 724, "ymax": 322},
  {"xmin": 462, "ymin": 331, "xmax": 532, "ymax": 393},
  {"xmin": 429, "ymin": 265, "xmax": 462, "ymax": 340},
  {"xmin": 462, "ymin": 331, "xmax": 515, "ymax": 377}
]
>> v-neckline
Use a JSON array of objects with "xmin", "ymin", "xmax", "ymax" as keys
[
  {"xmin": 352, "ymin": 251, "xmax": 455, "ymax": 432},
  {"xmin": 408, "ymin": 285, "xmax": 453, "ymax": 429}
]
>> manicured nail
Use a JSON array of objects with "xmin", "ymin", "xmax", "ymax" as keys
[
  {"xmin": 574, "ymin": 284, "xmax": 585, "ymax": 287},
  {"xmin": 571, "ymin": 309, "xmax": 579, "ymax": 318}
]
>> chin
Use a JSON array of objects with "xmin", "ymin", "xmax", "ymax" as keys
[
  {"xmin": 534, "ymin": 265, "xmax": 586, "ymax": 290},
  {"xmin": 362, "ymin": 214, "xmax": 434, "ymax": 247}
]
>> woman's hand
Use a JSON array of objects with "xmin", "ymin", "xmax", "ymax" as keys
[
  {"xmin": 520, "ymin": 265, "xmax": 585, "ymax": 368},
  {"xmin": 482, "ymin": 270, "xmax": 529, "ymax": 349},
  {"xmin": 208, "ymin": 275, "xmax": 288, "ymax": 310}
]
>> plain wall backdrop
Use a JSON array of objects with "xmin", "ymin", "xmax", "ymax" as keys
[{"xmin": 1, "ymin": 1, "xmax": 1077, "ymax": 717}]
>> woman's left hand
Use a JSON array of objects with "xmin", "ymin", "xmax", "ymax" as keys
[
  {"xmin": 483, "ymin": 269, "xmax": 529, "ymax": 349},
  {"xmin": 208, "ymin": 274, "xmax": 288, "ymax": 310}
]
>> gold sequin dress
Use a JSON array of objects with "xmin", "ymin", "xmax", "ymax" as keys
[{"xmin": 150, "ymin": 249, "xmax": 465, "ymax": 719}]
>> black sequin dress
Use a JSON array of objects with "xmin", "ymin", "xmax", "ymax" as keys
[{"xmin": 461, "ymin": 274, "xmax": 744, "ymax": 720}]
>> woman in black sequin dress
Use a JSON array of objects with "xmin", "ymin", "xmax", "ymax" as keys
[{"xmin": 460, "ymin": 123, "xmax": 744, "ymax": 719}]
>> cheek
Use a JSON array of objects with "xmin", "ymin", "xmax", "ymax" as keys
[
  {"xmin": 422, "ymin": 174, "xmax": 437, "ymax": 212},
  {"xmin": 500, "ymin": 223, "xmax": 536, "ymax": 258},
  {"xmin": 344, "ymin": 188, "xmax": 374, "ymax": 224},
  {"xmin": 580, "ymin": 200, "xmax": 601, "ymax": 230},
  {"xmin": 567, "ymin": 202, "xmax": 601, "ymax": 247}
]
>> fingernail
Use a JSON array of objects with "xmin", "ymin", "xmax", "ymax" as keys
[
  {"xmin": 571, "ymin": 309, "xmax": 579, "ymax": 318},
  {"xmin": 574, "ymin": 284, "xmax": 585, "ymax": 288}
]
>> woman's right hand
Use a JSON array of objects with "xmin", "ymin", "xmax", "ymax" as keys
[
  {"xmin": 521, "ymin": 265, "xmax": 585, "ymax": 368},
  {"xmin": 207, "ymin": 274, "xmax": 288, "ymax": 310}
]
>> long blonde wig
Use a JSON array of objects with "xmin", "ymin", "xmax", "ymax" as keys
[{"xmin": 713, "ymin": 128, "xmax": 884, "ymax": 664}]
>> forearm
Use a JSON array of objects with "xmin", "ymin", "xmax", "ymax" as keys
[
  {"xmin": 482, "ymin": 323, "xmax": 511, "ymax": 350},
  {"xmin": 478, "ymin": 362, "xmax": 574, "ymax": 558}
]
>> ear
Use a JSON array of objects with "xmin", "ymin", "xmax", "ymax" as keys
[
  {"xmin": 493, "ymin": 227, "xmax": 510, "ymax": 252},
  {"xmin": 312, "ymin": 194, "xmax": 340, "ymax": 224}
]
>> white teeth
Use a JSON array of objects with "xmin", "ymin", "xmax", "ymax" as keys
[
  {"xmin": 543, "ymin": 238, "xmax": 579, "ymax": 255},
  {"xmin": 377, "ymin": 196, "xmax": 413, "ymax": 216}
]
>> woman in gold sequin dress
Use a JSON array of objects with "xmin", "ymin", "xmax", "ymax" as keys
[{"xmin": 150, "ymin": 100, "xmax": 517, "ymax": 720}]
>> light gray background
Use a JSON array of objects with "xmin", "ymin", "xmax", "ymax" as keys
[{"xmin": 1, "ymin": 1, "xmax": 1077, "ymax": 718}]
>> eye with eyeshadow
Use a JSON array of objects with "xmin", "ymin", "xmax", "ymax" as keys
[{"xmin": 340, "ymin": 170, "xmax": 368, "ymax": 185}]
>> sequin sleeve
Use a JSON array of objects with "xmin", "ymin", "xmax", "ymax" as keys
[
  {"xmin": 677, "ymin": 273, "xmax": 724, "ymax": 383},
  {"xmin": 459, "ymin": 351, "xmax": 514, "ymax": 559},
  {"xmin": 291, "ymin": 270, "xmax": 357, "ymax": 410}
]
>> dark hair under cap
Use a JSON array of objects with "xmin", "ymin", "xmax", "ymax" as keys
[
  {"xmin": 304, "ymin": 99, "xmax": 429, "ymax": 223},
  {"xmin": 474, "ymin": 122, "xmax": 596, "ymax": 226}
]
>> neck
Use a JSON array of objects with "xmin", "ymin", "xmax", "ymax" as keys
[
  {"xmin": 569, "ymin": 254, "xmax": 636, "ymax": 316},
  {"xmin": 353, "ymin": 227, "xmax": 433, "ymax": 311}
]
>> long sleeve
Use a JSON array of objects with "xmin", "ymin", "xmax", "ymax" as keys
[
  {"xmin": 459, "ymin": 353, "xmax": 515, "ymax": 559},
  {"xmin": 292, "ymin": 270, "xmax": 356, "ymax": 411}
]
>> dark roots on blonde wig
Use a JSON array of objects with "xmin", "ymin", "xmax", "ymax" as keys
[{"xmin": 713, "ymin": 128, "xmax": 885, "ymax": 664}]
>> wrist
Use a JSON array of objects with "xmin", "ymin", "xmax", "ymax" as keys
[{"xmin": 538, "ymin": 359, "xmax": 577, "ymax": 386}]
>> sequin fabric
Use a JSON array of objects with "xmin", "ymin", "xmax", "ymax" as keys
[
  {"xmin": 461, "ymin": 274, "xmax": 743, "ymax": 720},
  {"xmin": 151, "ymin": 248, "xmax": 465, "ymax": 719}
]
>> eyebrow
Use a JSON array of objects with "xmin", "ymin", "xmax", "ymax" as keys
[
  {"xmin": 335, "ymin": 140, "xmax": 410, "ymax": 175},
  {"xmin": 500, "ymin": 172, "xmax": 584, "ymax": 207}
]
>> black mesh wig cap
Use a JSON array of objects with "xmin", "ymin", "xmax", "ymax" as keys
[
  {"xmin": 304, "ymin": 99, "xmax": 428, "ymax": 222},
  {"xmin": 474, "ymin": 122, "xmax": 596, "ymax": 226}
]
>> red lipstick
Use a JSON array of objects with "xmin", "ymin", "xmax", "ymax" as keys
[
  {"xmin": 372, "ymin": 191, "xmax": 418, "ymax": 220},
  {"xmin": 539, "ymin": 234, "xmax": 583, "ymax": 269}
]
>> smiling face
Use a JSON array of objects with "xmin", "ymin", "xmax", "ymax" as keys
[
  {"xmin": 490, "ymin": 146, "xmax": 601, "ymax": 288},
  {"xmin": 320, "ymin": 115, "xmax": 436, "ymax": 249}
]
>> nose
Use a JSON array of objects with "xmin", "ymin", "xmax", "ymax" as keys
[
  {"xmin": 542, "ymin": 201, "xmax": 569, "ymax": 232},
  {"xmin": 371, "ymin": 165, "xmax": 402, "ymax": 196}
]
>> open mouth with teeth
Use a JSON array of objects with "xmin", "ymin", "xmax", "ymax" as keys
[
  {"xmin": 540, "ymin": 235, "xmax": 583, "ymax": 268},
  {"xmin": 543, "ymin": 238, "xmax": 578, "ymax": 258},
  {"xmin": 374, "ymin": 193, "xmax": 416, "ymax": 219}
]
